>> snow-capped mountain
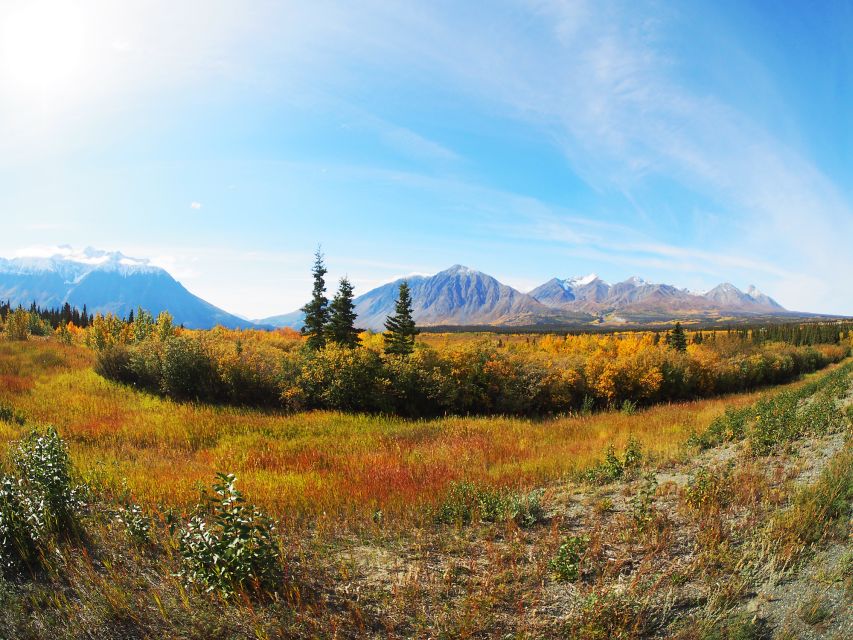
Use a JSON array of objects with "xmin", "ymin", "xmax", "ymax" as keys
[
  {"xmin": 5, "ymin": 246, "xmax": 791, "ymax": 331},
  {"xmin": 703, "ymin": 283, "xmax": 784, "ymax": 311},
  {"xmin": 0, "ymin": 246, "xmax": 255, "ymax": 329},
  {"xmin": 260, "ymin": 265, "xmax": 789, "ymax": 331},
  {"xmin": 528, "ymin": 274, "xmax": 784, "ymax": 315}
]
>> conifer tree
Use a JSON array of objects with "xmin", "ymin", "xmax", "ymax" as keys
[
  {"xmin": 670, "ymin": 322, "xmax": 688, "ymax": 353},
  {"xmin": 300, "ymin": 248, "xmax": 330, "ymax": 350},
  {"xmin": 384, "ymin": 281, "xmax": 418, "ymax": 356},
  {"xmin": 327, "ymin": 277, "xmax": 360, "ymax": 347}
]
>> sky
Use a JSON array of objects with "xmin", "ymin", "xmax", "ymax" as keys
[{"xmin": 0, "ymin": 0, "xmax": 851, "ymax": 318}]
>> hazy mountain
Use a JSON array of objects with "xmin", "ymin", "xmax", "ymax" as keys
[
  {"xmin": 529, "ymin": 274, "xmax": 784, "ymax": 317},
  {"xmin": 703, "ymin": 283, "xmax": 784, "ymax": 311},
  {"xmin": 0, "ymin": 247, "xmax": 255, "ymax": 329},
  {"xmin": 260, "ymin": 265, "xmax": 593, "ymax": 330}
]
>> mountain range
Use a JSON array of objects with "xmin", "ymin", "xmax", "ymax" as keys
[
  {"xmin": 1, "ymin": 247, "xmax": 796, "ymax": 331},
  {"xmin": 259, "ymin": 265, "xmax": 788, "ymax": 331}
]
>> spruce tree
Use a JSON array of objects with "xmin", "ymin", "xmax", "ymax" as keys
[
  {"xmin": 327, "ymin": 277, "xmax": 360, "ymax": 347},
  {"xmin": 384, "ymin": 281, "xmax": 418, "ymax": 356},
  {"xmin": 300, "ymin": 248, "xmax": 330, "ymax": 350},
  {"xmin": 671, "ymin": 322, "xmax": 688, "ymax": 353}
]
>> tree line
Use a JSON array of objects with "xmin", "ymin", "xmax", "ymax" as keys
[{"xmin": 0, "ymin": 300, "xmax": 93, "ymax": 329}]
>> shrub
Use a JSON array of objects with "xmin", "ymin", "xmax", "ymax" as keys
[
  {"xmin": 217, "ymin": 346, "xmax": 282, "ymax": 407},
  {"xmin": 95, "ymin": 345, "xmax": 136, "ymax": 385},
  {"xmin": 160, "ymin": 335, "xmax": 221, "ymax": 401},
  {"xmin": 115, "ymin": 503, "xmax": 151, "ymax": 544},
  {"xmin": 0, "ymin": 476, "xmax": 44, "ymax": 569},
  {"xmin": 435, "ymin": 482, "xmax": 545, "ymax": 528},
  {"xmin": 549, "ymin": 535, "xmax": 588, "ymax": 581},
  {"xmin": 507, "ymin": 488, "xmax": 546, "ymax": 528},
  {"xmin": 0, "ymin": 427, "xmax": 84, "ymax": 571},
  {"xmin": 383, "ymin": 350, "xmax": 447, "ymax": 417},
  {"xmin": 584, "ymin": 442, "xmax": 640, "ymax": 485},
  {"xmin": 11, "ymin": 426, "xmax": 84, "ymax": 530},
  {"xmin": 299, "ymin": 344, "xmax": 389, "ymax": 412},
  {"xmin": 630, "ymin": 472, "xmax": 659, "ymax": 533},
  {"xmin": 127, "ymin": 340, "xmax": 163, "ymax": 392},
  {"xmin": 623, "ymin": 436, "xmax": 643, "ymax": 471},
  {"xmin": 435, "ymin": 481, "xmax": 479, "ymax": 525},
  {"xmin": 5, "ymin": 309, "xmax": 29, "ymax": 341},
  {"xmin": 0, "ymin": 403, "xmax": 25, "ymax": 426},
  {"xmin": 685, "ymin": 466, "xmax": 732, "ymax": 513},
  {"xmin": 798, "ymin": 395, "xmax": 845, "ymax": 436},
  {"xmin": 176, "ymin": 473, "xmax": 280, "ymax": 597}
]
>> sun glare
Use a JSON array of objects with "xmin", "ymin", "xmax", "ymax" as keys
[{"xmin": 1, "ymin": 2, "xmax": 87, "ymax": 98}]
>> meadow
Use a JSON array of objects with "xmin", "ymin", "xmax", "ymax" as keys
[
  {"xmin": 0, "ymin": 325, "xmax": 848, "ymax": 529},
  {"xmin": 0, "ymin": 320, "xmax": 851, "ymax": 638}
]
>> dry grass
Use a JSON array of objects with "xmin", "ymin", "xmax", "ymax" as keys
[
  {"xmin": 0, "ymin": 339, "xmax": 850, "ymax": 638},
  {"xmin": 0, "ymin": 340, "xmax": 831, "ymax": 531}
]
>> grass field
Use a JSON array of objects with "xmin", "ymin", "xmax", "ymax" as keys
[
  {"xmin": 0, "ymin": 338, "xmax": 843, "ymax": 530},
  {"xmin": 0, "ymin": 336, "xmax": 851, "ymax": 638}
]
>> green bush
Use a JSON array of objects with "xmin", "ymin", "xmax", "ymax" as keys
[
  {"xmin": 176, "ymin": 473, "xmax": 280, "ymax": 597},
  {"xmin": 435, "ymin": 481, "xmax": 479, "ymax": 525},
  {"xmin": 0, "ymin": 476, "xmax": 44, "ymax": 569},
  {"xmin": 115, "ymin": 503, "xmax": 151, "ymax": 544},
  {"xmin": 435, "ymin": 482, "xmax": 545, "ymax": 528},
  {"xmin": 299, "ymin": 344, "xmax": 390, "ymax": 412},
  {"xmin": 383, "ymin": 351, "xmax": 447, "ymax": 417},
  {"xmin": 95, "ymin": 345, "xmax": 136, "ymax": 386},
  {"xmin": 550, "ymin": 535, "xmax": 588, "ymax": 582},
  {"xmin": 0, "ymin": 427, "xmax": 84, "ymax": 571},
  {"xmin": 584, "ymin": 442, "xmax": 641, "ymax": 485},
  {"xmin": 11, "ymin": 426, "xmax": 84, "ymax": 529},
  {"xmin": 160, "ymin": 336, "xmax": 221, "ymax": 401},
  {"xmin": 0, "ymin": 403, "xmax": 25, "ymax": 426}
]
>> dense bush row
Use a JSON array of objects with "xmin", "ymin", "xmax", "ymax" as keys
[
  {"xmin": 689, "ymin": 360, "xmax": 852, "ymax": 454},
  {"xmin": 93, "ymin": 325, "xmax": 850, "ymax": 417}
]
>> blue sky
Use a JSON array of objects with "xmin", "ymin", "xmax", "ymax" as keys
[{"xmin": 1, "ymin": 0, "xmax": 851, "ymax": 317}]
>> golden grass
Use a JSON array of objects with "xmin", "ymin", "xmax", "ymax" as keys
[{"xmin": 0, "ymin": 339, "xmax": 844, "ymax": 529}]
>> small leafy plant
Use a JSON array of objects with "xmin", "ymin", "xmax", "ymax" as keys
[
  {"xmin": 0, "ymin": 403, "xmax": 25, "ymax": 425},
  {"xmin": 115, "ymin": 503, "xmax": 152, "ymax": 544},
  {"xmin": 549, "ymin": 535, "xmax": 588, "ymax": 582},
  {"xmin": 435, "ymin": 482, "xmax": 545, "ymax": 528},
  {"xmin": 584, "ymin": 439, "xmax": 645, "ymax": 485},
  {"xmin": 176, "ymin": 473, "xmax": 280, "ymax": 597},
  {"xmin": 0, "ymin": 426, "xmax": 84, "ymax": 571}
]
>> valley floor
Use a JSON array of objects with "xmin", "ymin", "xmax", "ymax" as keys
[{"xmin": 0, "ymin": 340, "xmax": 850, "ymax": 638}]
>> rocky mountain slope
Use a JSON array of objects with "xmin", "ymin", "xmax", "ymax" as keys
[{"xmin": 0, "ymin": 247, "xmax": 254, "ymax": 329}]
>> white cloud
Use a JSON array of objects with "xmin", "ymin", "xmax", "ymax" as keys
[{"xmin": 190, "ymin": 201, "xmax": 202, "ymax": 210}]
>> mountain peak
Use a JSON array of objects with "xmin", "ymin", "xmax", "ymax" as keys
[
  {"xmin": 0, "ymin": 246, "xmax": 254, "ymax": 329},
  {"xmin": 440, "ymin": 264, "xmax": 481, "ymax": 277},
  {"xmin": 568, "ymin": 273, "xmax": 600, "ymax": 287}
]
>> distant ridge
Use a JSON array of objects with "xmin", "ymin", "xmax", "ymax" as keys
[
  {"xmin": 3, "ymin": 247, "xmax": 797, "ymax": 331},
  {"xmin": 528, "ymin": 274, "xmax": 784, "ymax": 318},
  {"xmin": 0, "ymin": 247, "xmax": 254, "ymax": 329},
  {"xmin": 260, "ymin": 265, "xmax": 790, "ymax": 330}
]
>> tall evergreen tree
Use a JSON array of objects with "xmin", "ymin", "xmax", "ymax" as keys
[
  {"xmin": 384, "ymin": 281, "xmax": 418, "ymax": 356},
  {"xmin": 670, "ymin": 322, "xmax": 688, "ymax": 353},
  {"xmin": 327, "ymin": 277, "xmax": 360, "ymax": 347},
  {"xmin": 300, "ymin": 248, "xmax": 330, "ymax": 349}
]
